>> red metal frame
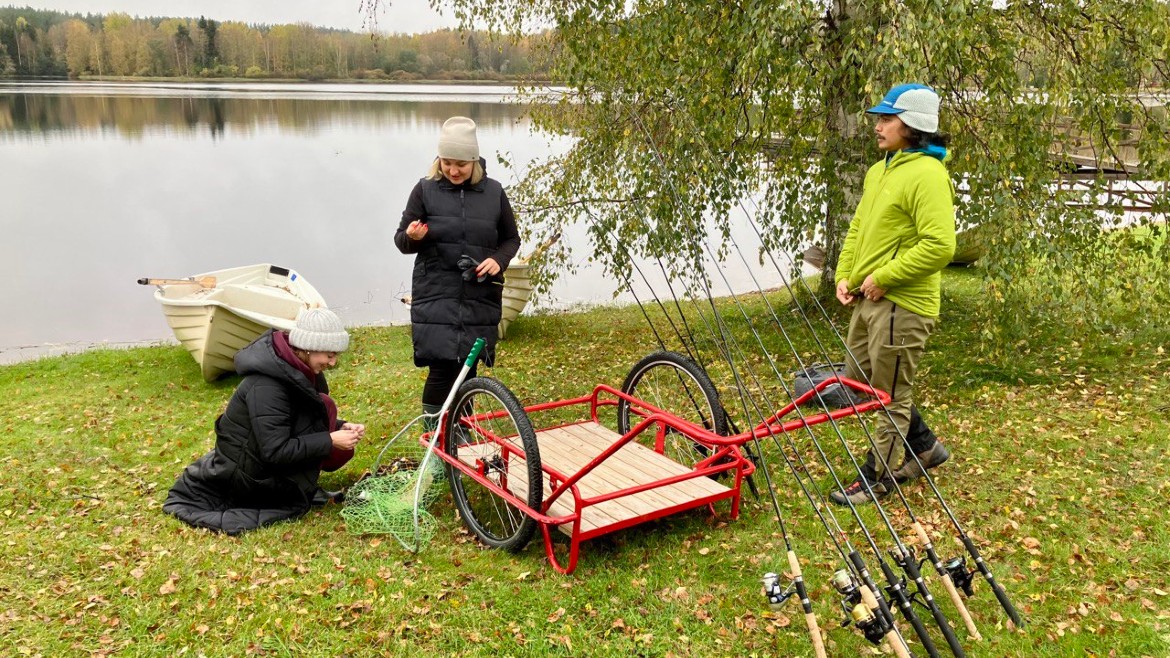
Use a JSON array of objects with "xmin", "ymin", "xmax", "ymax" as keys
[{"xmin": 426, "ymin": 375, "xmax": 889, "ymax": 574}]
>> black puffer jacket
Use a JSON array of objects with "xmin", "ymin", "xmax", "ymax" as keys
[
  {"xmin": 395, "ymin": 165, "xmax": 521, "ymax": 367},
  {"xmin": 163, "ymin": 330, "xmax": 334, "ymax": 535}
]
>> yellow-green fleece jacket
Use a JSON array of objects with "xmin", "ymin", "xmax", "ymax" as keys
[{"xmin": 835, "ymin": 150, "xmax": 956, "ymax": 318}]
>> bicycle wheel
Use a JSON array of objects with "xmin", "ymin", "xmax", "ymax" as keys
[
  {"xmin": 616, "ymin": 351, "xmax": 728, "ymax": 466},
  {"xmin": 445, "ymin": 377, "xmax": 542, "ymax": 552}
]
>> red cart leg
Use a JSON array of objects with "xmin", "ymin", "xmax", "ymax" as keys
[{"xmin": 541, "ymin": 522, "xmax": 581, "ymax": 575}]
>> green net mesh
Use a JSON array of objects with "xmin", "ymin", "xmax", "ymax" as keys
[{"xmin": 342, "ymin": 426, "xmax": 447, "ymax": 551}]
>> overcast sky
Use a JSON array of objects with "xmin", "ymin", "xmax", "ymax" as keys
[{"xmin": 17, "ymin": 1, "xmax": 457, "ymax": 34}]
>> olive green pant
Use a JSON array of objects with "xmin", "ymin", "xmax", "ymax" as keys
[{"xmin": 843, "ymin": 298, "xmax": 936, "ymax": 480}]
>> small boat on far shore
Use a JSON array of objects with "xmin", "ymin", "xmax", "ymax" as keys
[{"xmin": 140, "ymin": 264, "xmax": 327, "ymax": 381}]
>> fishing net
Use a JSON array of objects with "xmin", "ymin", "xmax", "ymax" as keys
[
  {"xmin": 341, "ymin": 417, "xmax": 447, "ymax": 551},
  {"xmin": 342, "ymin": 338, "xmax": 486, "ymax": 552}
]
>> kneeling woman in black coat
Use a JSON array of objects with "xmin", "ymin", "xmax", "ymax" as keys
[{"xmin": 163, "ymin": 308, "xmax": 365, "ymax": 535}]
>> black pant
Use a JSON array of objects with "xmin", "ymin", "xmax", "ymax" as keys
[{"xmin": 422, "ymin": 361, "xmax": 478, "ymax": 408}]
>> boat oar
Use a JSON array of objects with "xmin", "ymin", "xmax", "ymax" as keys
[{"xmin": 137, "ymin": 276, "xmax": 217, "ymax": 288}]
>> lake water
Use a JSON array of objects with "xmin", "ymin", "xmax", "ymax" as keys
[{"xmin": 0, "ymin": 81, "xmax": 801, "ymax": 364}]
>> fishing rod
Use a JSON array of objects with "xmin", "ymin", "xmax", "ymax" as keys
[
  {"xmin": 585, "ymin": 206, "xmax": 734, "ymax": 445},
  {"xmin": 609, "ymin": 219, "xmax": 918, "ymax": 657},
  {"xmin": 622, "ymin": 103, "xmax": 962, "ymax": 657},
  {"xmin": 580, "ymin": 203, "xmax": 766, "ymax": 498},
  {"xmin": 672, "ymin": 224, "xmax": 945, "ymax": 658},
  {"xmin": 586, "ymin": 189, "xmax": 964, "ymax": 655},
  {"xmin": 638, "ymin": 236, "xmax": 916, "ymax": 657},
  {"xmin": 579, "ymin": 207, "xmax": 848, "ymax": 658},
  {"xmin": 717, "ymin": 222, "xmax": 968, "ymax": 658},
  {"xmin": 597, "ymin": 144, "xmax": 927, "ymax": 658},
  {"xmin": 733, "ymin": 168, "xmax": 1024, "ymax": 631},
  {"xmin": 660, "ymin": 91, "xmax": 1022, "ymax": 632},
  {"xmin": 648, "ymin": 256, "xmax": 769, "ymax": 497},
  {"xmin": 689, "ymin": 292, "xmax": 915, "ymax": 658},
  {"xmin": 720, "ymin": 211, "xmax": 985, "ymax": 642}
]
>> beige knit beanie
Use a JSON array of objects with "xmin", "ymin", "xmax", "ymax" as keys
[
  {"xmin": 289, "ymin": 308, "xmax": 349, "ymax": 353},
  {"xmin": 437, "ymin": 116, "xmax": 479, "ymax": 161}
]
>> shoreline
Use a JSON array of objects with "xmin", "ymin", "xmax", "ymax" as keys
[{"xmin": 4, "ymin": 75, "xmax": 560, "ymax": 87}]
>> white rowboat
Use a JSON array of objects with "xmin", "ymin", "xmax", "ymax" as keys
[
  {"xmin": 498, "ymin": 257, "xmax": 534, "ymax": 339},
  {"xmin": 147, "ymin": 264, "xmax": 327, "ymax": 381}
]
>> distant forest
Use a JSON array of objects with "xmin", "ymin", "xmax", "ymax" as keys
[{"xmin": 0, "ymin": 5, "xmax": 555, "ymax": 80}]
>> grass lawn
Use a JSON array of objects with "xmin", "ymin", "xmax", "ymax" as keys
[{"xmin": 1, "ymin": 268, "xmax": 1167, "ymax": 657}]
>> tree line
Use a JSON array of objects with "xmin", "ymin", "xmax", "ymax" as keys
[{"xmin": 0, "ymin": 6, "xmax": 554, "ymax": 80}]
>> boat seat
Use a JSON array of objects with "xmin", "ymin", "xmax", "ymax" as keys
[{"xmin": 218, "ymin": 284, "xmax": 306, "ymax": 323}]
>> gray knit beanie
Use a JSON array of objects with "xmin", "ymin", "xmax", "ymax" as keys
[
  {"xmin": 289, "ymin": 308, "xmax": 349, "ymax": 353},
  {"xmin": 437, "ymin": 116, "xmax": 479, "ymax": 161}
]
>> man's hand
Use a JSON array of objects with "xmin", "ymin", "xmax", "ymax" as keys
[
  {"xmin": 859, "ymin": 274, "xmax": 887, "ymax": 301},
  {"xmin": 836, "ymin": 280, "xmax": 856, "ymax": 306}
]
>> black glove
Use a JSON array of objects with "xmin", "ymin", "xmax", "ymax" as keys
[{"xmin": 457, "ymin": 255, "xmax": 488, "ymax": 283}]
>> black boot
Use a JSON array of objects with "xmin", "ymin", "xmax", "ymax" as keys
[{"xmin": 311, "ymin": 488, "xmax": 345, "ymax": 506}]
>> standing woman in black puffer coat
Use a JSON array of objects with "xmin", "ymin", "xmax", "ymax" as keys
[
  {"xmin": 163, "ymin": 308, "xmax": 365, "ymax": 535},
  {"xmin": 394, "ymin": 116, "xmax": 521, "ymax": 420}
]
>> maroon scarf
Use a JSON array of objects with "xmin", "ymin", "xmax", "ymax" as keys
[{"xmin": 272, "ymin": 331, "xmax": 353, "ymax": 471}]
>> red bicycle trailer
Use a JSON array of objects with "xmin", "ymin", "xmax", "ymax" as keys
[{"xmin": 427, "ymin": 351, "xmax": 890, "ymax": 574}]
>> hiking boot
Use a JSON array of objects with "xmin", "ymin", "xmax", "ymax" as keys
[
  {"xmin": 892, "ymin": 441, "xmax": 951, "ymax": 484},
  {"xmin": 829, "ymin": 476, "xmax": 892, "ymax": 506}
]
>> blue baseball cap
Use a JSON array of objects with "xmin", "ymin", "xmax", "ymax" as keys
[{"xmin": 866, "ymin": 83, "xmax": 940, "ymax": 133}]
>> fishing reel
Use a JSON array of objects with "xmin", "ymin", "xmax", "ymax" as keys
[
  {"xmin": 761, "ymin": 572, "xmax": 797, "ymax": 611},
  {"xmin": 833, "ymin": 569, "xmax": 889, "ymax": 644},
  {"xmin": 943, "ymin": 555, "xmax": 976, "ymax": 597},
  {"xmin": 829, "ymin": 569, "xmax": 883, "ymax": 643},
  {"xmin": 849, "ymin": 600, "xmax": 892, "ymax": 645},
  {"xmin": 832, "ymin": 568, "xmax": 863, "ymax": 609},
  {"xmin": 832, "ymin": 569, "xmax": 892, "ymax": 645},
  {"xmin": 889, "ymin": 547, "xmax": 929, "ymax": 611}
]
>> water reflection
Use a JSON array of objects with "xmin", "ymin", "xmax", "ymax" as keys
[
  {"xmin": 0, "ymin": 84, "xmax": 530, "ymax": 140},
  {"xmin": 1, "ymin": 81, "xmax": 798, "ymax": 367},
  {"xmin": 1, "ymin": 82, "xmax": 557, "ymax": 364}
]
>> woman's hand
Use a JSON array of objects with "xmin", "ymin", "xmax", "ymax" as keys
[
  {"xmin": 330, "ymin": 429, "xmax": 361, "ymax": 450},
  {"xmin": 859, "ymin": 275, "xmax": 887, "ymax": 301},
  {"xmin": 405, "ymin": 220, "xmax": 428, "ymax": 241},
  {"xmin": 836, "ymin": 280, "xmax": 855, "ymax": 306},
  {"xmin": 341, "ymin": 422, "xmax": 366, "ymax": 438},
  {"xmin": 475, "ymin": 257, "xmax": 501, "ymax": 278}
]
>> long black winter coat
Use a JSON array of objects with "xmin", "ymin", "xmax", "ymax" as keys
[
  {"xmin": 163, "ymin": 330, "xmax": 334, "ymax": 535},
  {"xmin": 394, "ymin": 167, "xmax": 521, "ymax": 367}
]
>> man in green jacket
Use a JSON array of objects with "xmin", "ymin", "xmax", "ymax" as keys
[{"xmin": 830, "ymin": 83, "xmax": 957, "ymax": 506}]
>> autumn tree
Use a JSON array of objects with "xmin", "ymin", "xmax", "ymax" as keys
[
  {"xmin": 60, "ymin": 19, "xmax": 92, "ymax": 75},
  {"xmin": 406, "ymin": 0, "xmax": 1170, "ymax": 346},
  {"xmin": 196, "ymin": 16, "xmax": 218, "ymax": 70}
]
